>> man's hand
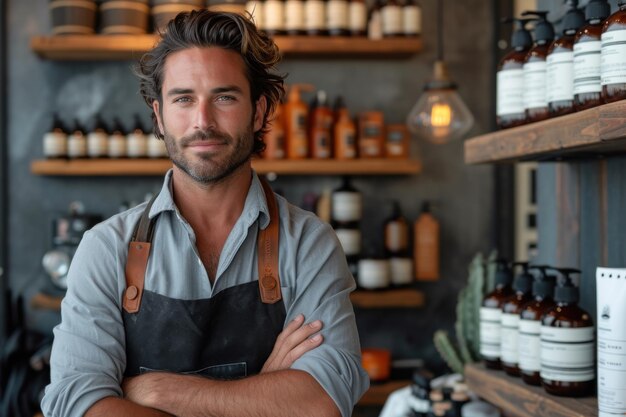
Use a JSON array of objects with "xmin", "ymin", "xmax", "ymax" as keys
[{"xmin": 261, "ymin": 314, "xmax": 324, "ymax": 373}]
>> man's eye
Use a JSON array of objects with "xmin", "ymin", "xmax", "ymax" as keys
[
  {"xmin": 217, "ymin": 95, "xmax": 235, "ymax": 102},
  {"xmin": 174, "ymin": 97, "xmax": 191, "ymax": 103}
]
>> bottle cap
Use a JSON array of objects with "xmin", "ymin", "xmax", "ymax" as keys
[
  {"xmin": 554, "ymin": 267, "xmax": 581, "ymax": 304},
  {"xmin": 522, "ymin": 11, "xmax": 555, "ymax": 43},
  {"xmin": 585, "ymin": 0, "xmax": 610, "ymax": 22},
  {"xmin": 502, "ymin": 17, "xmax": 534, "ymax": 50},
  {"xmin": 529, "ymin": 265, "xmax": 556, "ymax": 298},
  {"xmin": 562, "ymin": 0, "xmax": 585, "ymax": 34},
  {"xmin": 494, "ymin": 259, "xmax": 513, "ymax": 287},
  {"xmin": 512, "ymin": 262, "xmax": 533, "ymax": 294}
]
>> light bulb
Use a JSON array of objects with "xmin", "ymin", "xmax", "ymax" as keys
[{"xmin": 406, "ymin": 61, "xmax": 475, "ymax": 144}]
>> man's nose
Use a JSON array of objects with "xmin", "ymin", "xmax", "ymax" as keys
[{"xmin": 194, "ymin": 101, "xmax": 216, "ymax": 130}]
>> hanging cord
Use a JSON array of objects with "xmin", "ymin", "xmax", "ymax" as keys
[{"xmin": 437, "ymin": 0, "xmax": 444, "ymax": 61}]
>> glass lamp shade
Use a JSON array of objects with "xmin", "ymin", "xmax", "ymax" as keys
[{"xmin": 406, "ymin": 62, "xmax": 475, "ymax": 144}]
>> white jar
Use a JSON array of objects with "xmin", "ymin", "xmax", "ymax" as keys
[{"xmin": 358, "ymin": 258, "xmax": 390, "ymax": 289}]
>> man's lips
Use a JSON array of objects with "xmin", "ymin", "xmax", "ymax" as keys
[{"xmin": 186, "ymin": 140, "xmax": 227, "ymax": 149}]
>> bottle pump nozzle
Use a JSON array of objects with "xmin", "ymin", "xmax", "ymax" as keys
[
  {"xmin": 554, "ymin": 267, "xmax": 581, "ymax": 304},
  {"xmin": 521, "ymin": 11, "xmax": 555, "ymax": 43},
  {"xmin": 562, "ymin": 0, "xmax": 585, "ymax": 35},
  {"xmin": 501, "ymin": 17, "xmax": 536, "ymax": 50},
  {"xmin": 493, "ymin": 258, "xmax": 513, "ymax": 287},
  {"xmin": 512, "ymin": 262, "xmax": 533, "ymax": 294},
  {"xmin": 528, "ymin": 265, "xmax": 557, "ymax": 298}
]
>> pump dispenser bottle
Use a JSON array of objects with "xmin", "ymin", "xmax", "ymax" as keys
[
  {"xmin": 500, "ymin": 262, "xmax": 534, "ymax": 377},
  {"xmin": 541, "ymin": 268, "xmax": 594, "ymax": 397},
  {"xmin": 518, "ymin": 265, "xmax": 556, "ymax": 386},
  {"xmin": 331, "ymin": 177, "xmax": 362, "ymax": 279},
  {"xmin": 333, "ymin": 96, "xmax": 357, "ymax": 159},
  {"xmin": 547, "ymin": 0, "xmax": 585, "ymax": 117},
  {"xmin": 601, "ymin": 0, "xmax": 626, "ymax": 103},
  {"xmin": 522, "ymin": 11, "xmax": 555, "ymax": 123},
  {"xmin": 497, "ymin": 17, "xmax": 534, "ymax": 129},
  {"xmin": 480, "ymin": 259, "xmax": 514, "ymax": 370},
  {"xmin": 573, "ymin": 0, "xmax": 610, "ymax": 111},
  {"xmin": 309, "ymin": 90, "xmax": 332, "ymax": 159},
  {"xmin": 43, "ymin": 113, "xmax": 68, "ymax": 159}
]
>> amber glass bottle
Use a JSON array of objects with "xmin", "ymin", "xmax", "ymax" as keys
[
  {"xmin": 500, "ymin": 262, "xmax": 534, "ymax": 377},
  {"xmin": 480, "ymin": 259, "xmax": 514, "ymax": 370},
  {"xmin": 541, "ymin": 268, "xmax": 594, "ymax": 397},
  {"xmin": 308, "ymin": 90, "xmax": 332, "ymax": 159},
  {"xmin": 573, "ymin": 0, "xmax": 610, "ymax": 111},
  {"xmin": 333, "ymin": 96, "xmax": 357, "ymax": 159},
  {"xmin": 497, "ymin": 17, "xmax": 534, "ymax": 129},
  {"xmin": 522, "ymin": 11, "xmax": 554, "ymax": 123},
  {"xmin": 601, "ymin": 0, "xmax": 626, "ymax": 103},
  {"xmin": 547, "ymin": 1, "xmax": 585, "ymax": 117},
  {"xmin": 519, "ymin": 266, "xmax": 556, "ymax": 386}
]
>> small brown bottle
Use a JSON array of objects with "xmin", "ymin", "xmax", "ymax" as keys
[
  {"xmin": 500, "ymin": 262, "xmax": 534, "ymax": 377},
  {"xmin": 480, "ymin": 259, "xmax": 514, "ymax": 370},
  {"xmin": 348, "ymin": 0, "xmax": 367, "ymax": 36},
  {"xmin": 264, "ymin": 0, "xmax": 286, "ymax": 36},
  {"xmin": 413, "ymin": 202, "xmax": 439, "ymax": 281},
  {"xmin": 573, "ymin": 0, "xmax": 610, "ymax": 111},
  {"xmin": 327, "ymin": 0, "xmax": 349, "ymax": 36},
  {"xmin": 519, "ymin": 266, "xmax": 556, "ymax": 386},
  {"xmin": 381, "ymin": 0, "xmax": 403, "ymax": 37},
  {"xmin": 304, "ymin": 0, "xmax": 327, "ymax": 36},
  {"xmin": 43, "ymin": 113, "xmax": 68, "ymax": 159},
  {"xmin": 522, "ymin": 11, "xmax": 555, "ymax": 123},
  {"xmin": 547, "ymin": 1, "xmax": 585, "ymax": 117},
  {"xmin": 285, "ymin": 0, "xmax": 306, "ymax": 35},
  {"xmin": 308, "ymin": 90, "xmax": 332, "ymax": 159},
  {"xmin": 541, "ymin": 268, "xmax": 594, "ymax": 397},
  {"xmin": 497, "ymin": 18, "xmax": 534, "ymax": 129},
  {"xmin": 263, "ymin": 104, "xmax": 286, "ymax": 159},
  {"xmin": 601, "ymin": 0, "xmax": 626, "ymax": 103},
  {"xmin": 402, "ymin": 0, "xmax": 420, "ymax": 37},
  {"xmin": 333, "ymin": 96, "xmax": 357, "ymax": 159}
]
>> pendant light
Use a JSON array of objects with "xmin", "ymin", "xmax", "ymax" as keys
[{"xmin": 406, "ymin": 0, "xmax": 474, "ymax": 144}]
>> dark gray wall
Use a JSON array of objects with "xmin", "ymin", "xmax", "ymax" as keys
[{"xmin": 7, "ymin": 0, "xmax": 495, "ymax": 369}]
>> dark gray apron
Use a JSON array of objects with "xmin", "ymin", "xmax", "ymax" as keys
[{"xmin": 121, "ymin": 179, "xmax": 286, "ymax": 379}]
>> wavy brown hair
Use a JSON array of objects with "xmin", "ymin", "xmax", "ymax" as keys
[{"xmin": 134, "ymin": 10, "xmax": 285, "ymax": 155}]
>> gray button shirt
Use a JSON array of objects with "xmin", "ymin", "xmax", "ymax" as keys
[{"xmin": 41, "ymin": 170, "xmax": 369, "ymax": 417}]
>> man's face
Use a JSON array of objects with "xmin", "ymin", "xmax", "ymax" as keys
[{"xmin": 153, "ymin": 47, "xmax": 265, "ymax": 184}]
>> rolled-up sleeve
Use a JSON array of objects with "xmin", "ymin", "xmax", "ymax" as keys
[
  {"xmin": 41, "ymin": 229, "xmax": 126, "ymax": 417},
  {"xmin": 287, "ymin": 221, "xmax": 369, "ymax": 417}
]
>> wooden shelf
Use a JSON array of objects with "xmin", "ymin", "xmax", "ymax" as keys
[
  {"xmin": 465, "ymin": 363, "xmax": 597, "ymax": 417},
  {"xmin": 464, "ymin": 101, "xmax": 626, "ymax": 164},
  {"xmin": 30, "ymin": 35, "xmax": 422, "ymax": 60},
  {"xmin": 30, "ymin": 158, "xmax": 421, "ymax": 176},
  {"xmin": 351, "ymin": 288, "xmax": 425, "ymax": 309},
  {"xmin": 358, "ymin": 379, "xmax": 410, "ymax": 406}
]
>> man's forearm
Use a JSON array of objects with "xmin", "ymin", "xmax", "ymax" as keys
[
  {"xmin": 85, "ymin": 396, "xmax": 173, "ymax": 417},
  {"xmin": 126, "ymin": 369, "xmax": 341, "ymax": 417}
]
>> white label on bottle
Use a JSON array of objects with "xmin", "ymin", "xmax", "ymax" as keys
[
  {"xmin": 518, "ymin": 319, "xmax": 542, "ymax": 372},
  {"xmin": 523, "ymin": 61, "xmax": 548, "ymax": 110},
  {"xmin": 597, "ymin": 267, "xmax": 626, "ymax": 415},
  {"xmin": 385, "ymin": 221, "xmax": 407, "ymax": 252},
  {"xmin": 305, "ymin": 0, "xmax": 326, "ymax": 30},
  {"xmin": 497, "ymin": 68, "xmax": 524, "ymax": 116},
  {"xmin": 43, "ymin": 132, "xmax": 67, "ymax": 157},
  {"xmin": 334, "ymin": 228, "xmax": 361, "ymax": 256},
  {"xmin": 601, "ymin": 30, "xmax": 626, "ymax": 86},
  {"xmin": 348, "ymin": 2, "xmax": 366, "ymax": 32},
  {"xmin": 87, "ymin": 132, "xmax": 108, "ymax": 157},
  {"xmin": 480, "ymin": 307, "xmax": 502, "ymax": 359},
  {"xmin": 285, "ymin": 0, "xmax": 304, "ymax": 31},
  {"xmin": 501, "ymin": 312, "xmax": 520, "ymax": 364},
  {"xmin": 147, "ymin": 134, "xmax": 167, "ymax": 158},
  {"xmin": 264, "ymin": 0, "xmax": 285, "ymax": 30},
  {"xmin": 403, "ymin": 5, "xmax": 420, "ymax": 35},
  {"xmin": 332, "ymin": 192, "xmax": 362, "ymax": 222},
  {"xmin": 68, "ymin": 134, "xmax": 87, "ymax": 158},
  {"xmin": 540, "ymin": 326, "xmax": 595, "ymax": 382},
  {"xmin": 358, "ymin": 259, "xmax": 390, "ymax": 289},
  {"xmin": 574, "ymin": 41, "xmax": 602, "ymax": 95},
  {"xmin": 389, "ymin": 257, "xmax": 413, "ymax": 285},
  {"xmin": 381, "ymin": 5, "xmax": 402, "ymax": 35},
  {"xmin": 327, "ymin": 0, "xmax": 348, "ymax": 30},
  {"xmin": 246, "ymin": 1, "xmax": 264, "ymax": 28},
  {"xmin": 547, "ymin": 51, "xmax": 574, "ymax": 102},
  {"xmin": 127, "ymin": 133, "xmax": 147, "ymax": 158},
  {"xmin": 108, "ymin": 134, "xmax": 126, "ymax": 158}
]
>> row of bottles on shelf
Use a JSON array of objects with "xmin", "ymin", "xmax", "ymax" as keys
[
  {"xmin": 480, "ymin": 261, "xmax": 594, "ymax": 397},
  {"xmin": 316, "ymin": 177, "xmax": 438, "ymax": 290},
  {"xmin": 263, "ymin": 85, "xmax": 410, "ymax": 160},
  {"xmin": 49, "ymin": 0, "xmax": 421, "ymax": 39},
  {"xmin": 43, "ymin": 114, "xmax": 168, "ymax": 159},
  {"xmin": 245, "ymin": 0, "xmax": 421, "ymax": 39},
  {"xmin": 496, "ymin": 0, "xmax": 626, "ymax": 129}
]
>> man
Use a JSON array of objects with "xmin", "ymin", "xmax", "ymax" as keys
[{"xmin": 41, "ymin": 10, "xmax": 368, "ymax": 417}]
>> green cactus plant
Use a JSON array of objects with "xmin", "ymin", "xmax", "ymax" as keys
[{"xmin": 433, "ymin": 250, "xmax": 498, "ymax": 375}]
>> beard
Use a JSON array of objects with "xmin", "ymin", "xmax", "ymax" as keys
[{"xmin": 163, "ymin": 122, "xmax": 255, "ymax": 185}]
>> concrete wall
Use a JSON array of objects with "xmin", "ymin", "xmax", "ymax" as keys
[{"xmin": 6, "ymin": 0, "xmax": 495, "ymax": 369}]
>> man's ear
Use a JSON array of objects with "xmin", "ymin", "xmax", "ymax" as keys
[
  {"xmin": 253, "ymin": 96, "xmax": 267, "ymax": 133},
  {"xmin": 152, "ymin": 100, "xmax": 165, "ymax": 136}
]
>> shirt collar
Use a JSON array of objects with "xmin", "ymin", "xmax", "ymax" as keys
[{"xmin": 149, "ymin": 169, "xmax": 271, "ymax": 229}]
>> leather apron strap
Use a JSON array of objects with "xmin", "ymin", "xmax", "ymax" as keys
[{"xmin": 123, "ymin": 177, "xmax": 281, "ymax": 314}]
